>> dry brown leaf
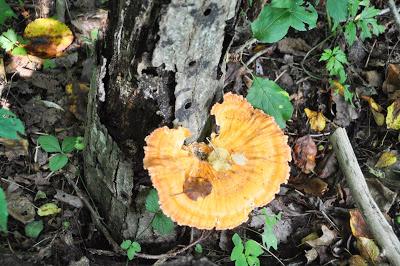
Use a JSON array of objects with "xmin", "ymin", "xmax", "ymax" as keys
[
  {"xmin": 302, "ymin": 178, "xmax": 328, "ymax": 197},
  {"xmin": 277, "ymin": 38, "xmax": 311, "ymax": 56},
  {"xmin": 356, "ymin": 237, "xmax": 380, "ymax": 263},
  {"xmin": 7, "ymin": 194, "xmax": 36, "ymax": 224},
  {"xmin": 349, "ymin": 209, "xmax": 372, "ymax": 239},
  {"xmin": 318, "ymin": 152, "xmax": 337, "ymax": 179},
  {"xmin": 305, "ymin": 225, "xmax": 336, "ymax": 247},
  {"xmin": 349, "ymin": 255, "xmax": 368, "ymax": 266},
  {"xmin": 383, "ymin": 64, "xmax": 400, "ymax": 96},
  {"xmin": 294, "ymin": 135, "xmax": 317, "ymax": 174},
  {"xmin": 304, "ymin": 108, "xmax": 326, "ymax": 132}
]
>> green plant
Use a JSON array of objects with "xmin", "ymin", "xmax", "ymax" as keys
[
  {"xmin": 246, "ymin": 77, "xmax": 293, "ymax": 128},
  {"xmin": 0, "ymin": 187, "xmax": 8, "ymax": 234},
  {"xmin": 0, "ymin": 0, "xmax": 16, "ymax": 26},
  {"xmin": 326, "ymin": 0, "xmax": 385, "ymax": 46},
  {"xmin": 37, "ymin": 135, "xmax": 85, "ymax": 171},
  {"xmin": 43, "ymin": 59, "xmax": 56, "ymax": 70},
  {"xmin": 82, "ymin": 28, "xmax": 99, "ymax": 56},
  {"xmin": 0, "ymin": 29, "xmax": 27, "ymax": 55},
  {"xmin": 145, "ymin": 189, "xmax": 175, "ymax": 235},
  {"xmin": 261, "ymin": 209, "xmax": 281, "ymax": 250},
  {"xmin": 230, "ymin": 233, "xmax": 264, "ymax": 266},
  {"xmin": 195, "ymin": 243, "xmax": 203, "ymax": 254},
  {"xmin": 320, "ymin": 47, "xmax": 354, "ymax": 103},
  {"xmin": 0, "ymin": 108, "xmax": 25, "ymax": 139},
  {"xmin": 25, "ymin": 220, "xmax": 44, "ymax": 238},
  {"xmin": 120, "ymin": 239, "xmax": 141, "ymax": 261},
  {"xmin": 251, "ymin": 0, "xmax": 318, "ymax": 43}
]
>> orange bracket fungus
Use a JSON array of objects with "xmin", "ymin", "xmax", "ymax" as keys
[
  {"xmin": 143, "ymin": 93, "xmax": 291, "ymax": 230},
  {"xmin": 24, "ymin": 18, "xmax": 74, "ymax": 58}
]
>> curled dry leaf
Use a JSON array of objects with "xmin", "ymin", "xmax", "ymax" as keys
[
  {"xmin": 349, "ymin": 209, "xmax": 372, "ymax": 239},
  {"xmin": 305, "ymin": 225, "xmax": 336, "ymax": 247},
  {"xmin": 361, "ymin": 96, "xmax": 385, "ymax": 126},
  {"xmin": 24, "ymin": 18, "xmax": 74, "ymax": 58},
  {"xmin": 304, "ymin": 108, "xmax": 326, "ymax": 132},
  {"xmin": 386, "ymin": 99, "xmax": 400, "ymax": 130},
  {"xmin": 301, "ymin": 178, "xmax": 328, "ymax": 197},
  {"xmin": 294, "ymin": 135, "xmax": 317, "ymax": 174},
  {"xmin": 375, "ymin": 151, "xmax": 397, "ymax": 168},
  {"xmin": 144, "ymin": 93, "xmax": 291, "ymax": 230}
]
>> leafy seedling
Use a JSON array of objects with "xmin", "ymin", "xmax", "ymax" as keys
[
  {"xmin": 0, "ymin": 187, "xmax": 8, "ymax": 234},
  {"xmin": 0, "ymin": 29, "xmax": 27, "ymax": 55},
  {"xmin": 0, "ymin": 0, "xmax": 16, "ymax": 26},
  {"xmin": 37, "ymin": 135, "xmax": 84, "ymax": 171},
  {"xmin": 320, "ymin": 46, "xmax": 348, "ymax": 84},
  {"xmin": 230, "ymin": 233, "xmax": 264, "ymax": 266},
  {"xmin": 145, "ymin": 189, "xmax": 174, "ymax": 235},
  {"xmin": 195, "ymin": 243, "xmax": 203, "ymax": 254},
  {"xmin": 120, "ymin": 240, "xmax": 141, "ymax": 261},
  {"xmin": 0, "ymin": 108, "xmax": 25, "ymax": 140},
  {"xmin": 246, "ymin": 77, "xmax": 293, "ymax": 128},
  {"xmin": 43, "ymin": 59, "xmax": 57, "ymax": 70},
  {"xmin": 261, "ymin": 208, "xmax": 281, "ymax": 251},
  {"xmin": 251, "ymin": 0, "xmax": 318, "ymax": 43}
]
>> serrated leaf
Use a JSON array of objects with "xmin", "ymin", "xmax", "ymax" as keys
[
  {"xmin": 152, "ymin": 212, "xmax": 174, "ymax": 235},
  {"xmin": 49, "ymin": 154, "xmax": 68, "ymax": 171},
  {"xmin": 37, "ymin": 202, "xmax": 61, "ymax": 216},
  {"xmin": 0, "ymin": 108, "xmax": 25, "ymax": 140},
  {"xmin": 25, "ymin": 220, "xmax": 44, "ymax": 238},
  {"xmin": 11, "ymin": 46, "xmax": 27, "ymax": 55},
  {"xmin": 120, "ymin": 239, "xmax": 132, "ymax": 250},
  {"xmin": 0, "ymin": 0, "xmax": 16, "ymax": 26},
  {"xmin": 62, "ymin": 137, "xmax": 77, "ymax": 153},
  {"xmin": 0, "ymin": 188, "xmax": 8, "ymax": 233},
  {"xmin": 38, "ymin": 135, "xmax": 61, "ymax": 153},
  {"xmin": 345, "ymin": 21, "xmax": 357, "ymax": 45},
  {"xmin": 246, "ymin": 77, "xmax": 293, "ymax": 128},
  {"xmin": 3, "ymin": 28, "xmax": 17, "ymax": 44},
  {"xmin": 245, "ymin": 240, "xmax": 263, "ymax": 257},
  {"xmin": 327, "ymin": 0, "xmax": 348, "ymax": 29},
  {"xmin": 145, "ymin": 189, "xmax": 160, "ymax": 213},
  {"xmin": 251, "ymin": 0, "xmax": 317, "ymax": 43}
]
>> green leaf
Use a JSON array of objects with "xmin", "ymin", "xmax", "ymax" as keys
[
  {"xmin": 0, "ymin": 0, "xmax": 16, "ymax": 26},
  {"xmin": 261, "ymin": 209, "xmax": 281, "ymax": 250},
  {"xmin": 195, "ymin": 243, "xmax": 203, "ymax": 254},
  {"xmin": 349, "ymin": 0, "xmax": 361, "ymax": 17},
  {"xmin": 251, "ymin": 0, "xmax": 318, "ymax": 43},
  {"xmin": 231, "ymin": 233, "xmax": 247, "ymax": 265},
  {"xmin": 246, "ymin": 77, "xmax": 293, "ymax": 128},
  {"xmin": 152, "ymin": 212, "xmax": 174, "ymax": 235},
  {"xmin": 74, "ymin": 136, "xmax": 85, "ymax": 150},
  {"xmin": 326, "ymin": 0, "xmax": 348, "ymax": 30},
  {"xmin": 0, "ymin": 188, "xmax": 8, "ymax": 233},
  {"xmin": 0, "ymin": 108, "xmax": 25, "ymax": 140},
  {"xmin": 344, "ymin": 21, "xmax": 357, "ymax": 45},
  {"xmin": 62, "ymin": 137, "xmax": 77, "ymax": 153},
  {"xmin": 246, "ymin": 255, "xmax": 260, "ymax": 266},
  {"xmin": 245, "ymin": 240, "xmax": 263, "ymax": 257},
  {"xmin": 11, "ymin": 46, "xmax": 27, "ymax": 55},
  {"xmin": 320, "ymin": 47, "xmax": 348, "ymax": 83},
  {"xmin": 120, "ymin": 239, "xmax": 132, "ymax": 250},
  {"xmin": 231, "ymin": 245, "xmax": 245, "ymax": 261},
  {"xmin": 43, "ymin": 59, "xmax": 56, "ymax": 70},
  {"xmin": 127, "ymin": 242, "xmax": 141, "ymax": 260},
  {"xmin": 49, "ymin": 154, "xmax": 68, "ymax": 171},
  {"xmin": 38, "ymin": 135, "xmax": 62, "ymax": 153},
  {"xmin": 145, "ymin": 189, "xmax": 160, "ymax": 213},
  {"xmin": 24, "ymin": 220, "xmax": 44, "ymax": 238}
]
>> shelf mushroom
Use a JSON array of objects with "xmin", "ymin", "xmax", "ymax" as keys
[{"xmin": 144, "ymin": 93, "xmax": 291, "ymax": 230}]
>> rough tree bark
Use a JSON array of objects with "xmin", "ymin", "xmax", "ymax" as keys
[{"xmin": 83, "ymin": 0, "xmax": 240, "ymax": 242}]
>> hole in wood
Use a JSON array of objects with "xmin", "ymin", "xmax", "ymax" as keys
[
  {"xmin": 185, "ymin": 102, "xmax": 192, "ymax": 109},
  {"xmin": 188, "ymin": 61, "xmax": 196, "ymax": 67},
  {"xmin": 203, "ymin": 8, "xmax": 211, "ymax": 16}
]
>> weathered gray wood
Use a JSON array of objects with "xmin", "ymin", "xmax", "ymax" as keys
[
  {"xmin": 84, "ymin": 0, "xmax": 239, "ymax": 241},
  {"xmin": 330, "ymin": 128, "xmax": 400, "ymax": 266}
]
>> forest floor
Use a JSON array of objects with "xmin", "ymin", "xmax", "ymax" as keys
[{"xmin": 1, "ymin": 0, "xmax": 400, "ymax": 265}]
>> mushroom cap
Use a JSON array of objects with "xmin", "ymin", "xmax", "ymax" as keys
[
  {"xmin": 24, "ymin": 18, "xmax": 74, "ymax": 58},
  {"xmin": 143, "ymin": 93, "xmax": 291, "ymax": 230}
]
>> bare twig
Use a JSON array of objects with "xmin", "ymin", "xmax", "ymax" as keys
[
  {"xmin": 330, "ymin": 128, "xmax": 400, "ymax": 266},
  {"xmin": 389, "ymin": 0, "xmax": 400, "ymax": 31}
]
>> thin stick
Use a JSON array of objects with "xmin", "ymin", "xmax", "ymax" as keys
[{"xmin": 330, "ymin": 128, "xmax": 400, "ymax": 266}]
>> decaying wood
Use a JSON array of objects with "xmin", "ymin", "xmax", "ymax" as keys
[
  {"xmin": 330, "ymin": 128, "xmax": 400, "ymax": 266},
  {"xmin": 84, "ymin": 0, "xmax": 239, "ymax": 241}
]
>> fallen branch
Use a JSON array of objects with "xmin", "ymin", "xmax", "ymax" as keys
[{"xmin": 330, "ymin": 128, "xmax": 400, "ymax": 265}]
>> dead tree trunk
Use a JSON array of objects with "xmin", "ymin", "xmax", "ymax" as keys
[{"xmin": 83, "ymin": 0, "xmax": 239, "ymax": 242}]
